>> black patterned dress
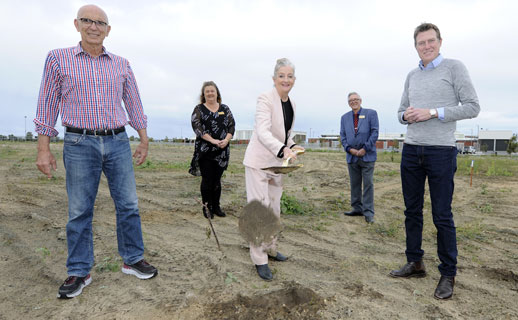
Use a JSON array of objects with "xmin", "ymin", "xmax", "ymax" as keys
[{"xmin": 189, "ymin": 103, "xmax": 236, "ymax": 176}]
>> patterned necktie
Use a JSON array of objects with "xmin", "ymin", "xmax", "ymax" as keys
[{"xmin": 354, "ymin": 113, "xmax": 359, "ymax": 133}]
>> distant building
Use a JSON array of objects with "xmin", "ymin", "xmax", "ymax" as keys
[
  {"xmin": 233, "ymin": 129, "xmax": 254, "ymax": 141},
  {"xmin": 478, "ymin": 130, "xmax": 513, "ymax": 153},
  {"xmin": 233, "ymin": 129, "xmax": 306, "ymax": 145},
  {"xmin": 311, "ymin": 131, "xmax": 484, "ymax": 152}
]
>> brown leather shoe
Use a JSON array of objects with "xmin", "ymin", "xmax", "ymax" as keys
[
  {"xmin": 434, "ymin": 276, "xmax": 455, "ymax": 300},
  {"xmin": 389, "ymin": 261, "xmax": 426, "ymax": 278}
]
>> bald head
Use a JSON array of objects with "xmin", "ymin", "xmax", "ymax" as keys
[
  {"xmin": 74, "ymin": 4, "xmax": 111, "ymax": 56},
  {"xmin": 77, "ymin": 4, "xmax": 109, "ymax": 24}
]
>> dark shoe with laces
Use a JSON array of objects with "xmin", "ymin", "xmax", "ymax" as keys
[
  {"xmin": 255, "ymin": 264, "xmax": 273, "ymax": 281},
  {"xmin": 213, "ymin": 205, "xmax": 226, "ymax": 217},
  {"xmin": 122, "ymin": 259, "xmax": 158, "ymax": 279},
  {"xmin": 57, "ymin": 274, "xmax": 91, "ymax": 299},
  {"xmin": 389, "ymin": 260, "xmax": 426, "ymax": 278},
  {"xmin": 434, "ymin": 276, "xmax": 455, "ymax": 300},
  {"xmin": 268, "ymin": 252, "xmax": 288, "ymax": 262},
  {"xmin": 344, "ymin": 210, "xmax": 363, "ymax": 216}
]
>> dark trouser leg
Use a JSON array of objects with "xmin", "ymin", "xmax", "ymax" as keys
[
  {"xmin": 199, "ymin": 157, "xmax": 213, "ymax": 210},
  {"xmin": 360, "ymin": 160, "xmax": 375, "ymax": 218},
  {"xmin": 199, "ymin": 157, "xmax": 225, "ymax": 211},
  {"xmin": 425, "ymin": 146, "xmax": 458, "ymax": 277},
  {"xmin": 212, "ymin": 166, "xmax": 225, "ymax": 210},
  {"xmin": 401, "ymin": 144, "xmax": 426, "ymax": 262},
  {"xmin": 347, "ymin": 162, "xmax": 363, "ymax": 213}
]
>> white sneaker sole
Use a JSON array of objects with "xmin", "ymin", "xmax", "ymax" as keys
[
  {"xmin": 57, "ymin": 276, "xmax": 92, "ymax": 299},
  {"xmin": 121, "ymin": 265, "xmax": 157, "ymax": 279}
]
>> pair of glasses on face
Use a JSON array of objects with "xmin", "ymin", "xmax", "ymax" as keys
[
  {"xmin": 348, "ymin": 98, "xmax": 360, "ymax": 104},
  {"xmin": 79, "ymin": 17, "xmax": 108, "ymax": 27}
]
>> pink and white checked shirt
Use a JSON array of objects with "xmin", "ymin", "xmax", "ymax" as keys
[{"xmin": 34, "ymin": 43, "xmax": 147, "ymax": 137}]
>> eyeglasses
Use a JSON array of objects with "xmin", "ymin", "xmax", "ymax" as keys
[
  {"xmin": 79, "ymin": 18, "xmax": 108, "ymax": 27},
  {"xmin": 348, "ymin": 98, "xmax": 360, "ymax": 103}
]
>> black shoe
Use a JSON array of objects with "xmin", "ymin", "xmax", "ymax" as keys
[
  {"xmin": 344, "ymin": 210, "xmax": 363, "ymax": 216},
  {"xmin": 434, "ymin": 276, "xmax": 455, "ymax": 300},
  {"xmin": 365, "ymin": 215, "xmax": 375, "ymax": 224},
  {"xmin": 255, "ymin": 264, "xmax": 273, "ymax": 281},
  {"xmin": 268, "ymin": 252, "xmax": 288, "ymax": 262},
  {"xmin": 203, "ymin": 206, "xmax": 214, "ymax": 219},
  {"xmin": 389, "ymin": 261, "xmax": 426, "ymax": 278},
  {"xmin": 213, "ymin": 205, "xmax": 226, "ymax": 217},
  {"xmin": 122, "ymin": 259, "xmax": 158, "ymax": 279},
  {"xmin": 57, "ymin": 274, "xmax": 91, "ymax": 299}
]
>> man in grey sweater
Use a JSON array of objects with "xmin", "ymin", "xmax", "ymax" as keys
[{"xmin": 389, "ymin": 23, "xmax": 480, "ymax": 300}]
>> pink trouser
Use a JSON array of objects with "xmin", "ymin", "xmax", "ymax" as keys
[{"xmin": 245, "ymin": 166, "xmax": 283, "ymax": 265}]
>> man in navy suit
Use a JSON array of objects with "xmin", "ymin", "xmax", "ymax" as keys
[{"xmin": 340, "ymin": 92, "xmax": 379, "ymax": 223}]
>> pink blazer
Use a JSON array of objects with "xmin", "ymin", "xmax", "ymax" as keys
[{"xmin": 243, "ymin": 88, "xmax": 296, "ymax": 169}]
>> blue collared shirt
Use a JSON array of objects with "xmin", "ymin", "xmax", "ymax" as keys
[{"xmin": 419, "ymin": 53, "xmax": 443, "ymax": 70}]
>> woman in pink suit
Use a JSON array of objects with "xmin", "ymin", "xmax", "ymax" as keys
[{"xmin": 243, "ymin": 58, "xmax": 305, "ymax": 281}]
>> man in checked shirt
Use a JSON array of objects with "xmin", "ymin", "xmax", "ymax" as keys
[{"xmin": 34, "ymin": 4, "xmax": 158, "ymax": 299}]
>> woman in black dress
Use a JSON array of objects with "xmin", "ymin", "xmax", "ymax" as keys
[{"xmin": 189, "ymin": 81, "xmax": 235, "ymax": 219}]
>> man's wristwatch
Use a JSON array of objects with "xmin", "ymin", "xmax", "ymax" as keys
[{"xmin": 429, "ymin": 108, "xmax": 437, "ymax": 118}]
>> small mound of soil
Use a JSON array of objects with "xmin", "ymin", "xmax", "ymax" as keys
[{"xmin": 205, "ymin": 282, "xmax": 325, "ymax": 320}]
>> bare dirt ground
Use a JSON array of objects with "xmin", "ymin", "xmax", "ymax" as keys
[{"xmin": 1, "ymin": 142, "xmax": 517, "ymax": 320}]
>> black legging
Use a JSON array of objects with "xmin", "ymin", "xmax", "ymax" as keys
[{"xmin": 198, "ymin": 156, "xmax": 225, "ymax": 210}]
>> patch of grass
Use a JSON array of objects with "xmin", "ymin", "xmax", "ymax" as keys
[
  {"xmin": 224, "ymin": 272, "xmax": 239, "ymax": 285},
  {"xmin": 0, "ymin": 146, "xmax": 19, "ymax": 159},
  {"xmin": 35, "ymin": 247, "xmax": 50, "ymax": 259},
  {"xmin": 280, "ymin": 192, "xmax": 313, "ymax": 215},
  {"xmin": 479, "ymin": 203, "xmax": 493, "ymax": 214},
  {"xmin": 457, "ymin": 220, "xmax": 487, "ymax": 242},
  {"xmin": 226, "ymin": 163, "xmax": 244, "ymax": 174},
  {"xmin": 311, "ymin": 220, "xmax": 331, "ymax": 232},
  {"xmin": 137, "ymin": 159, "xmax": 191, "ymax": 171},
  {"xmin": 480, "ymin": 184, "xmax": 488, "ymax": 195},
  {"xmin": 368, "ymin": 220, "xmax": 401, "ymax": 237},
  {"xmin": 458, "ymin": 157, "xmax": 518, "ymax": 177},
  {"xmin": 375, "ymin": 169, "xmax": 399, "ymax": 177},
  {"xmin": 326, "ymin": 195, "xmax": 349, "ymax": 212},
  {"xmin": 378, "ymin": 151, "xmax": 402, "ymax": 163},
  {"xmin": 362, "ymin": 243, "xmax": 388, "ymax": 254},
  {"xmin": 37, "ymin": 176, "xmax": 64, "ymax": 183},
  {"xmin": 486, "ymin": 161, "xmax": 512, "ymax": 177},
  {"xmin": 95, "ymin": 256, "xmax": 121, "ymax": 273}
]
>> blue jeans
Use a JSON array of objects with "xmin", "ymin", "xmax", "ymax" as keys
[
  {"xmin": 63, "ymin": 131, "xmax": 144, "ymax": 276},
  {"xmin": 347, "ymin": 159, "xmax": 375, "ymax": 218},
  {"xmin": 401, "ymin": 144, "xmax": 458, "ymax": 277}
]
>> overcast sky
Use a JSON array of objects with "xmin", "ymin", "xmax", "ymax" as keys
[{"xmin": 1, "ymin": 0, "xmax": 516, "ymax": 139}]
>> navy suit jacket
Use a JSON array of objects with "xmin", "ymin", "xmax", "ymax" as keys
[{"xmin": 340, "ymin": 107, "xmax": 379, "ymax": 164}]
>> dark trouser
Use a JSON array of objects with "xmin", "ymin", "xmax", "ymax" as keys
[
  {"xmin": 199, "ymin": 156, "xmax": 225, "ymax": 211},
  {"xmin": 401, "ymin": 144, "xmax": 458, "ymax": 277},
  {"xmin": 347, "ymin": 159, "xmax": 375, "ymax": 218}
]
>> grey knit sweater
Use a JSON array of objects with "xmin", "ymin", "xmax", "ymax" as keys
[{"xmin": 398, "ymin": 58, "xmax": 480, "ymax": 146}]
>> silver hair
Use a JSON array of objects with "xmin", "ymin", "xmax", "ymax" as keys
[
  {"xmin": 273, "ymin": 58, "xmax": 295, "ymax": 77},
  {"xmin": 348, "ymin": 92, "xmax": 361, "ymax": 99}
]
